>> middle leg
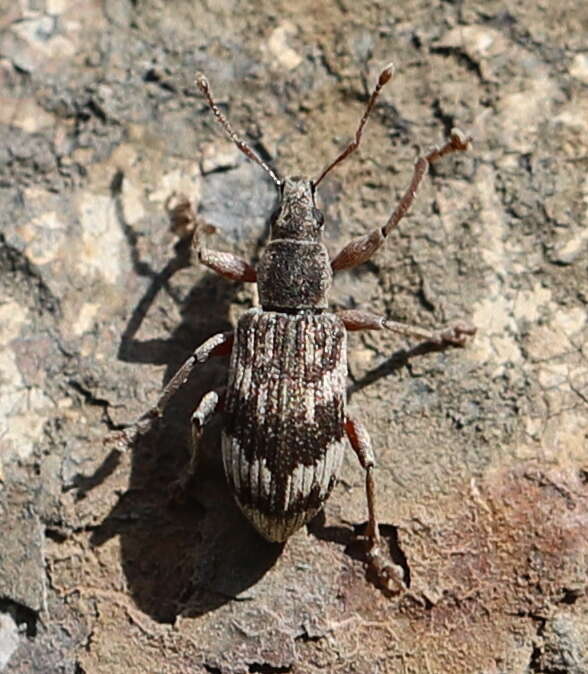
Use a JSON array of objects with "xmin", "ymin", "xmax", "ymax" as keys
[
  {"xmin": 150, "ymin": 330, "xmax": 234, "ymax": 419},
  {"xmin": 339, "ymin": 308, "xmax": 476, "ymax": 348}
]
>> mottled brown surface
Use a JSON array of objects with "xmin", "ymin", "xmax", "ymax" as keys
[{"xmin": 1, "ymin": 1, "xmax": 587, "ymax": 672}]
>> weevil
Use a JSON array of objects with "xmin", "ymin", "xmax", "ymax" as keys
[{"xmin": 149, "ymin": 63, "xmax": 475, "ymax": 589}]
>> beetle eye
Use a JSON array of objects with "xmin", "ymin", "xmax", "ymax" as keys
[{"xmin": 313, "ymin": 208, "xmax": 325, "ymax": 228}]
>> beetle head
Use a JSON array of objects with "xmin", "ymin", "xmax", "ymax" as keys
[{"xmin": 270, "ymin": 176, "xmax": 324, "ymax": 242}]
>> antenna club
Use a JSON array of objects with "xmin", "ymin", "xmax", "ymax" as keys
[
  {"xmin": 378, "ymin": 62, "xmax": 395, "ymax": 86},
  {"xmin": 195, "ymin": 72, "xmax": 209, "ymax": 92}
]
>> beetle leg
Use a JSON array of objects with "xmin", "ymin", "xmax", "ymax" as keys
[
  {"xmin": 146, "ymin": 331, "xmax": 233, "ymax": 421},
  {"xmin": 166, "ymin": 194, "xmax": 257, "ymax": 282},
  {"xmin": 330, "ymin": 129, "xmax": 471, "ymax": 272},
  {"xmin": 190, "ymin": 388, "xmax": 224, "ymax": 471},
  {"xmin": 339, "ymin": 309, "xmax": 476, "ymax": 348},
  {"xmin": 117, "ymin": 332, "xmax": 233, "ymax": 455},
  {"xmin": 344, "ymin": 416, "xmax": 405, "ymax": 593},
  {"xmin": 170, "ymin": 388, "xmax": 225, "ymax": 501}
]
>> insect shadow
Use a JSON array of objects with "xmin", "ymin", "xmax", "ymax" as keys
[{"xmin": 86, "ymin": 172, "xmax": 282, "ymax": 623}]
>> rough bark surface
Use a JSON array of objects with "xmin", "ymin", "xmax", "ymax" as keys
[{"xmin": 1, "ymin": 1, "xmax": 587, "ymax": 672}]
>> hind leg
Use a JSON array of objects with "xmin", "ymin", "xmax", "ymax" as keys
[
  {"xmin": 345, "ymin": 416, "xmax": 406, "ymax": 592},
  {"xmin": 171, "ymin": 388, "xmax": 225, "ymax": 501}
]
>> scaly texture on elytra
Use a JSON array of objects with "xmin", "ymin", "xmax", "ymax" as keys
[{"xmin": 223, "ymin": 309, "xmax": 346, "ymax": 541}]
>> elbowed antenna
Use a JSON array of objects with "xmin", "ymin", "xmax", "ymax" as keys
[
  {"xmin": 314, "ymin": 62, "xmax": 395, "ymax": 188},
  {"xmin": 195, "ymin": 72, "xmax": 282, "ymax": 188}
]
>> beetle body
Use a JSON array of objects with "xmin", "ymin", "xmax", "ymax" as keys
[
  {"xmin": 223, "ymin": 308, "xmax": 347, "ymax": 541},
  {"xmin": 153, "ymin": 67, "xmax": 473, "ymax": 586},
  {"xmin": 222, "ymin": 177, "xmax": 345, "ymax": 541}
]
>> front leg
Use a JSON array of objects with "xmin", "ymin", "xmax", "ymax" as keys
[
  {"xmin": 330, "ymin": 129, "xmax": 471, "ymax": 272},
  {"xmin": 339, "ymin": 309, "xmax": 476, "ymax": 348},
  {"xmin": 166, "ymin": 194, "xmax": 257, "ymax": 282}
]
